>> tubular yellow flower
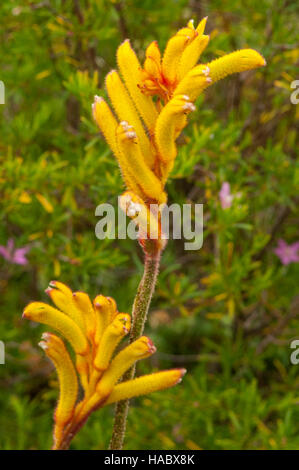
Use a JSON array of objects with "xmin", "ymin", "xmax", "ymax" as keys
[
  {"xmin": 23, "ymin": 302, "xmax": 89, "ymax": 355},
  {"xmin": 162, "ymin": 19, "xmax": 201, "ymax": 85},
  {"xmin": 39, "ymin": 333, "xmax": 78, "ymax": 449},
  {"xmin": 96, "ymin": 336, "xmax": 156, "ymax": 397},
  {"xmin": 105, "ymin": 70, "xmax": 154, "ymax": 168},
  {"xmin": 92, "ymin": 95, "xmax": 145, "ymax": 198},
  {"xmin": 177, "ymin": 34, "xmax": 209, "ymax": 81},
  {"xmin": 92, "ymin": 96, "xmax": 119, "ymax": 159},
  {"xmin": 207, "ymin": 49, "xmax": 266, "ymax": 83},
  {"xmin": 72, "ymin": 291, "xmax": 97, "ymax": 342},
  {"xmin": 162, "ymin": 34, "xmax": 190, "ymax": 85},
  {"xmin": 23, "ymin": 284, "xmax": 185, "ymax": 449},
  {"xmin": 116, "ymin": 121, "xmax": 166, "ymax": 204},
  {"xmin": 93, "ymin": 17, "xmax": 266, "ymax": 227},
  {"xmin": 105, "ymin": 368, "xmax": 186, "ymax": 405},
  {"xmin": 93, "ymin": 294, "xmax": 117, "ymax": 344},
  {"xmin": 116, "ymin": 39, "xmax": 158, "ymax": 132},
  {"xmin": 93, "ymin": 313, "xmax": 131, "ymax": 371},
  {"xmin": 45, "ymin": 283, "xmax": 85, "ymax": 332},
  {"xmin": 155, "ymin": 94, "xmax": 196, "ymax": 164}
]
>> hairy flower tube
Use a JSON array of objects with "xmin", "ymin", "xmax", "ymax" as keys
[
  {"xmin": 23, "ymin": 281, "xmax": 186, "ymax": 450},
  {"xmin": 92, "ymin": 17, "xmax": 265, "ymax": 249}
]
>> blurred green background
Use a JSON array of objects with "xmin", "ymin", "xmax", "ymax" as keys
[{"xmin": 0, "ymin": 0, "xmax": 299, "ymax": 450}]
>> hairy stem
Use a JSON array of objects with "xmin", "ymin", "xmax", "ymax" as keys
[{"xmin": 109, "ymin": 249, "xmax": 161, "ymax": 450}]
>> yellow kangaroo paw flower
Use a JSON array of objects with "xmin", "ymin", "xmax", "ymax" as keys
[
  {"xmin": 72, "ymin": 292, "xmax": 96, "ymax": 342},
  {"xmin": 174, "ymin": 64, "xmax": 211, "ymax": 101},
  {"xmin": 116, "ymin": 121, "xmax": 166, "ymax": 203},
  {"xmin": 207, "ymin": 49, "xmax": 266, "ymax": 83},
  {"xmin": 93, "ymin": 294, "xmax": 118, "ymax": 345},
  {"xmin": 117, "ymin": 39, "xmax": 158, "ymax": 132},
  {"xmin": 105, "ymin": 368, "xmax": 186, "ymax": 405},
  {"xmin": 23, "ymin": 302, "xmax": 89, "ymax": 355},
  {"xmin": 96, "ymin": 336, "xmax": 156, "ymax": 397},
  {"xmin": 155, "ymin": 94, "xmax": 196, "ymax": 164},
  {"xmin": 94, "ymin": 313, "xmax": 131, "ymax": 371},
  {"xmin": 45, "ymin": 282, "xmax": 85, "ymax": 333},
  {"xmin": 178, "ymin": 34, "xmax": 209, "ymax": 81},
  {"xmin": 106, "ymin": 70, "xmax": 154, "ymax": 168},
  {"xmin": 39, "ymin": 333, "xmax": 78, "ymax": 449},
  {"xmin": 93, "ymin": 96, "xmax": 145, "ymax": 198}
]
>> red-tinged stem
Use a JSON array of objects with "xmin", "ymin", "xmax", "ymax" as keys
[{"xmin": 109, "ymin": 247, "xmax": 161, "ymax": 450}]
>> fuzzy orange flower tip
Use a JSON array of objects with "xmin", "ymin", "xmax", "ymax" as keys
[
  {"xmin": 92, "ymin": 17, "xmax": 266, "ymax": 208},
  {"xmin": 23, "ymin": 281, "xmax": 186, "ymax": 449}
]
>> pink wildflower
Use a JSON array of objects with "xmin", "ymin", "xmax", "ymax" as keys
[
  {"xmin": 0, "ymin": 238, "xmax": 30, "ymax": 265},
  {"xmin": 219, "ymin": 182, "xmax": 234, "ymax": 209},
  {"xmin": 274, "ymin": 239, "xmax": 299, "ymax": 265}
]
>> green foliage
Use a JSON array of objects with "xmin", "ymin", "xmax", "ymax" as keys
[{"xmin": 0, "ymin": 0, "xmax": 298, "ymax": 450}]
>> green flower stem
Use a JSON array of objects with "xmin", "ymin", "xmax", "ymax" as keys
[{"xmin": 109, "ymin": 248, "xmax": 161, "ymax": 450}]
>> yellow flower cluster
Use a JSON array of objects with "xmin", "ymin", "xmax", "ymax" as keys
[
  {"xmin": 93, "ymin": 17, "xmax": 265, "ymax": 225},
  {"xmin": 23, "ymin": 281, "xmax": 185, "ymax": 449}
]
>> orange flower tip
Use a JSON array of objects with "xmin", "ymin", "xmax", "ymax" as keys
[
  {"xmin": 49, "ymin": 280, "xmax": 57, "ymax": 288},
  {"xmin": 45, "ymin": 287, "xmax": 52, "ymax": 296}
]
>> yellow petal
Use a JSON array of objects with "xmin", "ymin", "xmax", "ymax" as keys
[
  {"xmin": 39, "ymin": 333, "xmax": 78, "ymax": 448},
  {"xmin": 105, "ymin": 368, "xmax": 186, "ymax": 404},
  {"xmin": 155, "ymin": 94, "xmax": 196, "ymax": 165},
  {"xmin": 106, "ymin": 70, "xmax": 154, "ymax": 168},
  {"xmin": 117, "ymin": 40, "xmax": 158, "ymax": 132},
  {"xmin": 92, "ymin": 96, "xmax": 144, "ymax": 198},
  {"xmin": 45, "ymin": 283, "xmax": 85, "ymax": 332},
  {"xmin": 93, "ymin": 294, "xmax": 117, "ymax": 345},
  {"xmin": 116, "ymin": 121, "xmax": 165, "ymax": 203},
  {"xmin": 96, "ymin": 336, "xmax": 156, "ymax": 397},
  {"xmin": 178, "ymin": 35, "xmax": 209, "ymax": 81},
  {"xmin": 23, "ymin": 302, "xmax": 89, "ymax": 355},
  {"xmin": 207, "ymin": 49, "xmax": 266, "ymax": 83},
  {"xmin": 92, "ymin": 96, "xmax": 119, "ymax": 157},
  {"xmin": 72, "ymin": 291, "xmax": 97, "ymax": 343},
  {"xmin": 144, "ymin": 41, "xmax": 162, "ymax": 79},
  {"xmin": 93, "ymin": 313, "xmax": 131, "ymax": 371},
  {"xmin": 162, "ymin": 35, "xmax": 188, "ymax": 84}
]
